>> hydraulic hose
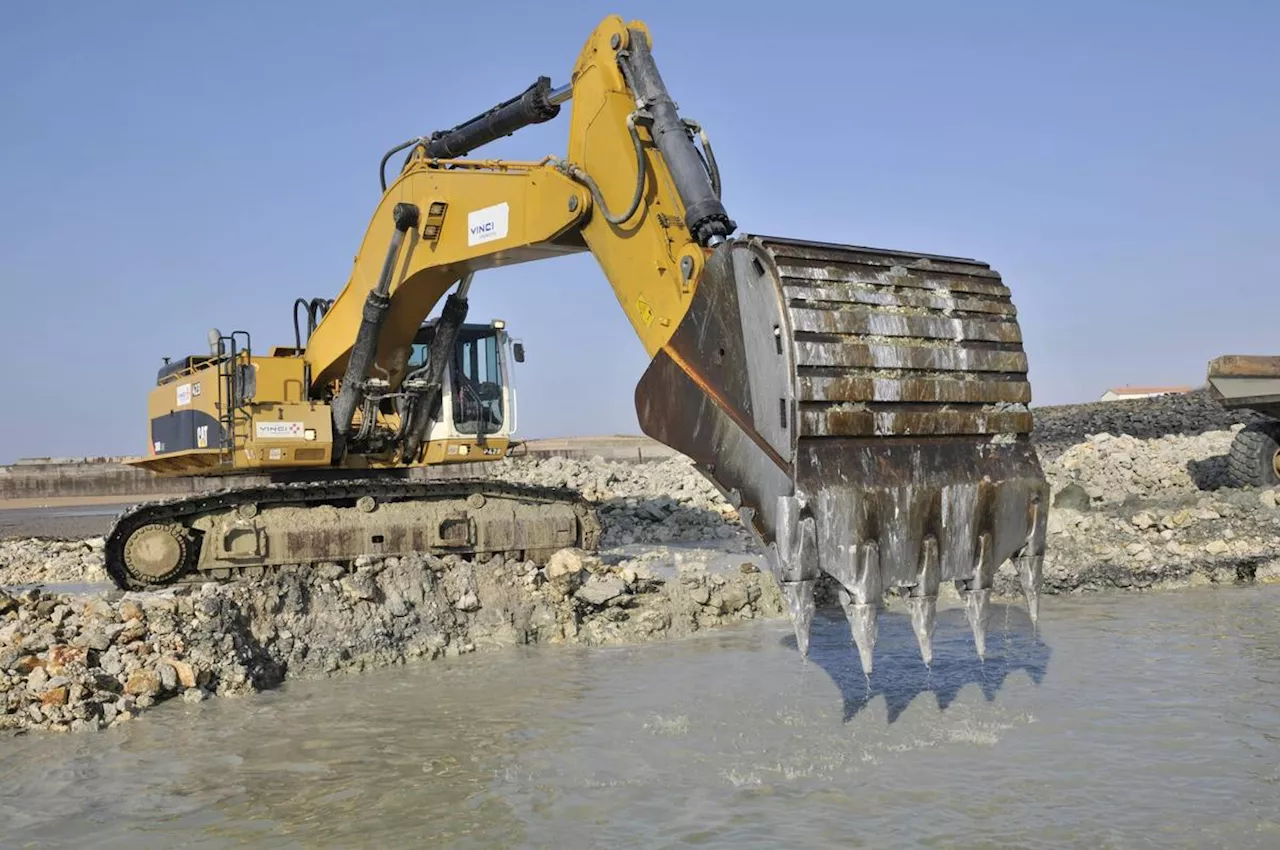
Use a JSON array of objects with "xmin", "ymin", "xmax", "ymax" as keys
[
  {"xmin": 331, "ymin": 202, "xmax": 420, "ymax": 457},
  {"xmin": 379, "ymin": 137, "xmax": 426, "ymax": 192},
  {"xmin": 401, "ymin": 273, "xmax": 474, "ymax": 461},
  {"xmin": 553, "ymin": 112, "xmax": 648, "ymax": 226},
  {"xmin": 683, "ymin": 119, "xmax": 721, "ymax": 200},
  {"xmin": 617, "ymin": 28, "xmax": 734, "ymax": 245},
  {"xmin": 292, "ymin": 298, "xmax": 310, "ymax": 351}
]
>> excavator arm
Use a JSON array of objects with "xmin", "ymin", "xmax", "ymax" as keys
[
  {"xmin": 300, "ymin": 15, "xmax": 1049, "ymax": 668},
  {"xmin": 305, "ymin": 20, "xmax": 727, "ymax": 404}
]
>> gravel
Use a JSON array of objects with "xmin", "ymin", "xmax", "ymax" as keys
[{"xmin": 0, "ymin": 538, "xmax": 109, "ymax": 586}]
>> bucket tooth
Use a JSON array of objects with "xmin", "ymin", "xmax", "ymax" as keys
[
  {"xmin": 1016, "ymin": 553, "xmax": 1044, "ymax": 626},
  {"xmin": 961, "ymin": 532, "xmax": 995, "ymax": 660},
  {"xmin": 833, "ymin": 541, "xmax": 881, "ymax": 674},
  {"xmin": 963, "ymin": 587, "xmax": 992, "ymax": 660},
  {"xmin": 767, "ymin": 497, "xmax": 822, "ymax": 656},
  {"xmin": 908, "ymin": 536, "xmax": 941, "ymax": 667},
  {"xmin": 839, "ymin": 587, "xmax": 878, "ymax": 676},
  {"xmin": 906, "ymin": 596, "xmax": 936, "ymax": 668},
  {"xmin": 780, "ymin": 579, "xmax": 817, "ymax": 656}
]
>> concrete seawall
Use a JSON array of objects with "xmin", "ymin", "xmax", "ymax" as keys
[
  {"xmin": 506, "ymin": 435, "xmax": 678, "ymax": 463},
  {"xmin": 0, "ymin": 436, "xmax": 680, "ymax": 503},
  {"xmin": 0, "ymin": 458, "xmax": 212, "ymax": 501}
]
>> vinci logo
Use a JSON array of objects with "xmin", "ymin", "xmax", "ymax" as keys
[
  {"xmin": 256, "ymin": 421, "xmax": 304, "ymax": 439},
  {"xmin": 467, "ymin": 202, "xmax": 509, "ymax": 246}
]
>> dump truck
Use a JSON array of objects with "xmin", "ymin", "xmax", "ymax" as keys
[{"xmin": 1207, "ymin": 355, "xmax": 1280, "ymax": 488}]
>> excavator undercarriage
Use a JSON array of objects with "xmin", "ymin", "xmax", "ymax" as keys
[
  {"xmin": 105, "ymin": 477, "xmax": 600, "ymax": 590},
  {"xmin": 108, "ymin": 14, "xmax": 1049, "ymax": 673}
]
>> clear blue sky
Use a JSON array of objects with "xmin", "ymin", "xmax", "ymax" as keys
[{"xmin": 1, "ymin": 1, "xmax": 1277, "ymax": 462}]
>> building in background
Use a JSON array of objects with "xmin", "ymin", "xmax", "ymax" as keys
[{"xmin": 1098, "ymin": 385, "xmax": 1194, "ymax": 401}]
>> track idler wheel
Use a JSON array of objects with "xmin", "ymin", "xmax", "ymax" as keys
[{"xmin": 121, "ymin": 522, "xmax": 194, "ymax": 586}]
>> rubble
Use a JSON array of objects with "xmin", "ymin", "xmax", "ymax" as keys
[
  {"xmin": 0, "ymin": 550, "xmax": 784, "ymax": 734},
  {"xmin": 1040, "ymin": 429, "xmax": 1238, "ymax": 504},
  {"xmin": 1031, "ymin": 387, "xmax": 1268, "ymax": 458},
  {"xmin": 1023, "ymin": 391, "xmax": 1280, "ymax": 597},
  {"xmin": 6, "ymin": 389, "xmax": 1280, "ymax": 735},
  {"xmin": 0, "ymin": 538, "xmax": 109, "ymax": 586},
  {"xmin": 495, "ymin": 455, "xmax": 753, "ymax": 548}
]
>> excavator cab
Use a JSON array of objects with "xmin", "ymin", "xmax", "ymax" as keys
[{"xmin": 403, "ymin": 318, "xmax": 518, "ymax": 448}]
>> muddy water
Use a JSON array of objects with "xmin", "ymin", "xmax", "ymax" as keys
[
  {"xmin": 3, "ymin": 586, "xmax": 1280, "ymax": 849},
  {"xmin": 0, "ymin": 501, "xmax": 133, "ymax": 540}
]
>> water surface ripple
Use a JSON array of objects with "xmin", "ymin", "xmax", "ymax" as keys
[{"xmin": 2, "ymin": 585, "xmax": 1279, "ymax": 849}]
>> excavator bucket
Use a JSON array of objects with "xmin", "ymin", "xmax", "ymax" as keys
[{"xmin": 635, "ymin": 234, "xmax": 1048, "ymax": 670}]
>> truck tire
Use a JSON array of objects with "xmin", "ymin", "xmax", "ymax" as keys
[{"xmin": 1227, "ymin": 422, "xmax": 1280, "ymax": 489}]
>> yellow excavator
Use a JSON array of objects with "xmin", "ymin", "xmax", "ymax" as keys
[{"xmin": 108, "ymin": 15, "xmax": 1049, "ymax": 670}]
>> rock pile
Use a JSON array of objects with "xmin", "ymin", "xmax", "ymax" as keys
[
  {"xmin": 0, "ymin": 538, "xmax": 109, "ymax": 586},
  {"xmin": 0, "ymin": 549, "xmax": 783, "ymax": 734},
  {"xmin": 1041, "ymin": 429, "xmax": 1238, "ymax": 504},
  {"xmin": 496, "ymin": 455, "xmax": 751, "ymax": 547},
  {"xmin": 1006, "ymin": 488, "xmax": 1280, "ymax": 597},
  {"xmin": 1031, "ymin": 388, "xmax": 1265, "ymax": 458},
  {"xmin": 987, "ymin": 390, "xmax": 1280, "ymax": 594},
  {"xmin": 497, "ymin": 455, "xmax": 724, "ymax": 504}
]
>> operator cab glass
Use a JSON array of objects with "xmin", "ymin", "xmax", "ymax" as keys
[
  {"xmin": 406, "ymin": 321, "xmax": 506, "ymax": 436},
  {"xmin": 451, "ymin": 327, "xmax": 504, "ymax": 435}
]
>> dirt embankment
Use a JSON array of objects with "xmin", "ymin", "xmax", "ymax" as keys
[
  {"xmin": 1030, "ymin": 387, "xmax": 1269, "ymax": 456},
  {"xmin": 0, "ymin": 549, "xmax": 783, "ymax": 734},
  {"xmin": 0, "ymin": 456, "xmax": 779, "ymax": 735},
  {"xmin": 1028, "ymin": 424, "xmax": 1280, "ymax": 595}
]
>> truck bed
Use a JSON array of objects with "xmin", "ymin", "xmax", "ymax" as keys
[{"xmin": 1207, "ymin": 355, "xmax": 1280, "ymax": 417}]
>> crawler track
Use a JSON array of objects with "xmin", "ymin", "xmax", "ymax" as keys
[{"xmin": 104, "ymin": 477, "xmax": 602, "ymax": 591}]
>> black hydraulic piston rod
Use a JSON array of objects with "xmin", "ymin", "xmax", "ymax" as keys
[
  {"xmin": 401, "ymin": 273, "xmax": 473, "ymax": 462},
  {"xmin": 331, "ymin": 202, "xmax": 420, "ymax": 458},
  {"xmin": 425, "ymin": 77, "xmax": 567, "ymax": 160},
  {"xmin": 617, "ymin": 29, "xmax": 735, "ymax": 246}
]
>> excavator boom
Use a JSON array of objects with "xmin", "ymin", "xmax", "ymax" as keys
[{"xmin": 111, "ymin": 15, "xmax": 1049, "ymax": 673}]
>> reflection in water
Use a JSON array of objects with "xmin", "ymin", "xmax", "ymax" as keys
[
  {"xmin": 796, "ymin": 602, "xmax": 1050, "ymax": 722},
  {"xmin": 2, "ymin": 585, "xmax": 1279, "ymax": 849}
]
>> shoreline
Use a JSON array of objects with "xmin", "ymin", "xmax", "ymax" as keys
[
  {"xmin": 0, "ymin": 547, "xmax": 788, "ymax": 736},
  {"xmin": 3, "ymin": 527, "xmax": 1278, "ymax": 738},
  {"xmin": 6, "ymin": 389, "xmax": 1280, "ymax": 737}
]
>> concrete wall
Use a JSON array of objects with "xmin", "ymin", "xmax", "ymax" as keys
[
  {"xmin": 508, "ymin": 435, "xmax": 678, "ymax": 462},
  {"xmin": 0, "ymin": 461, "xmax": 215, "ymax": 501},
  {"xmin": 0, "ymin": 436, "xmax": 682, "ymax": 502}
]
